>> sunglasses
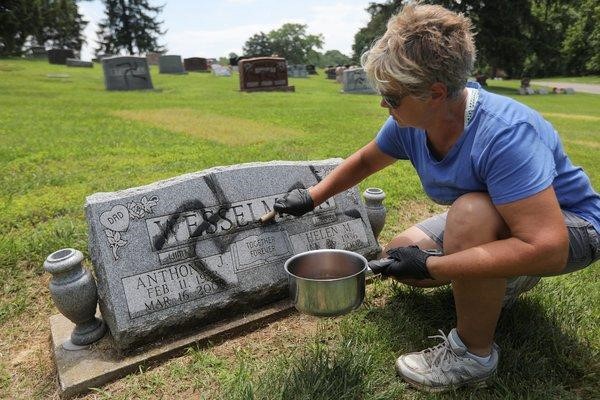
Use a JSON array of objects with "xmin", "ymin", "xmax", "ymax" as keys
[{"xmin": 382, "ymin": 94, "xmax": 402, "ymax": 109}]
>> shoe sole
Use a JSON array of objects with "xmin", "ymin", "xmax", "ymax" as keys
[
  {"xmin": 400, "ymin": 374, "xmax": 490, "ymax": 393},
  {"xmin": 396, "ymin": 360, "xmax": 495, "ymax": 393}
]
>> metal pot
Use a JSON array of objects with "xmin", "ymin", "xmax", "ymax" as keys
[{"xmin": 284, "ymin": 249, "xmax": 368, "ymax": 317}]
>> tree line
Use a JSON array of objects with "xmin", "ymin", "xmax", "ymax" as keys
[
  {"xmin": 352, "ymin": 0, "xmax": 600, "ymax": 77},
  {"xmin": 1, "ymin": 0, "xmax": 165, "ymax": 57},
  {"xmin": 2, "ymin": 0, "xmax": 597, "ymax": 77}
]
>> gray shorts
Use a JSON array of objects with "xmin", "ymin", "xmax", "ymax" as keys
[{"xmin": 416, "ymin": 210, "xmax": 600, "ymax": 276}]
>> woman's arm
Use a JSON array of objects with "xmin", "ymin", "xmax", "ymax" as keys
[{"xmin": 309, "ymin": 140, "xmax": 397, "ymax": 206}]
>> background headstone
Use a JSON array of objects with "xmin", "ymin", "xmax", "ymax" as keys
[
  {"xmin": 102, "ymin": 56, "xmax": 153, "ymax": 91},
  {"xmin": 287, "ymin": 64, "xmax": 308, "ymax": 78},
  {"xmin": 211, "ymin": 64, "xmax": 232, "ymax": 77},
  {"xmin": 146, "ymin": 52, "xmax": 161, "ymax": 65},
  {"xmin": 158, "ymin": 55, "xmax": 186, "ymax": 74},
  {"xmin": 66, "ymin": 58, "xmax": 94, "ymax": 68},
  {"xmin": 238, "ymin": 57, "xmax": 294, "ymax": 92},
  {"xmin": 184, "ymin": 57, "xmax": 209, "ymax": 72},
  {"xmin": 326, "ymin": 67, "xmax": 337, "ymax": 80},
  {"xmin": 342, "ymin": 68, "xmax": 376, "ymax": 94},
  {"xmin": 48, "ymin": 49, "xmax": 75, "ymax": 65},
  {"xmin": 335, "ymin": 66, "xmax": 346, "ymax": 83},
  {"xmin": 85, "ymin": 159, "xmax": 379, "ymax": 350},
  {"xmin": 306, "ymin": 64, "xmax": 317, "ymax": 75},
  {"xmin": 28, "ymin": 46, "xmax": 47, "ymax": 59}
]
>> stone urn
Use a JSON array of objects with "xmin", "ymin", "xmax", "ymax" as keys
[
  {"xmin": 44, "ymin": 248, "xmax": 106, "ymax": 348},
  {"xmin": 363, "ymin": 188, "xmax": 387, "ymax": 240}
]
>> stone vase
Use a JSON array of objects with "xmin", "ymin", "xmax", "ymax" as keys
[
  {"xmin": 363, "ymin": 188, "xmax": 387, "ymax": 240},
  {"xmin": 44, "ymin": 248, "xmax": 106, "ymax": 346}
]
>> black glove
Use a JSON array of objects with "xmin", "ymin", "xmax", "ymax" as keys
[
  {"xmin": 273, "ymin": 188, "xmax": 315, "ymax": 217},
  {"xmin": 368, "ymin": 245, "xmax": 442, "ymax": 280}
]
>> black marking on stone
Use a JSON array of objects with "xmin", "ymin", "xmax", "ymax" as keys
[
  {"xmin": 309, "ymin": 165, "xmax": 323, "ymax": 183},
  {"xmin": 344, "ymin": 209, "xmax": 362, "ymax": 219}
]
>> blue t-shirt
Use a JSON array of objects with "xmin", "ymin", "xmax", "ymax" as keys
[{"xmin": 375, "ymin": 82, "xmax": 600, "ymax": 233}]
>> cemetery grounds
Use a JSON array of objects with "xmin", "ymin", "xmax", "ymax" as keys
[{"xmin": 0, "ymin": 59, "xmax": 598, "ymax": 399}]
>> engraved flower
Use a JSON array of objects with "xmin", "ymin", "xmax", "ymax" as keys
[
  {"xmin": 127, "ymin": 201, "xmax": 145, "ymax": 219},
  {"xmin": 141, "ymin": 195, "xmax": 158, "ymax": 213}
]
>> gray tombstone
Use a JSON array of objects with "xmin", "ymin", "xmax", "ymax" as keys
[
  {"xmin": 211, "ymin": 64, "xmax": 232, "ymax": 77},
  {"xmin": 146, "ymin": 52, "xmax": 161, "ymax": 66},
  {"xmin": 342, "ymin": 68, "xmax": 376, "ymax": 94},
  {"xmin": 66, "ymin": 58, "xmax": 94, "ymax": 68},
  {"xmin": 85, "ymin": 159, "xmax": 379, "ymax": 350},
  {"xmin": 28, "ymin": 46, "xmax": 47, "ymax": 58},
  {"xmin": 102, "ymin": 56, "xmax": 153, "ymax": 91},
  {"xmin": 159, "ymin": 55, "xmax": 186, "ymax": 74},
  {"xmin": 287, "ymin": 64, "xmax": 308, "ymax": 78}
]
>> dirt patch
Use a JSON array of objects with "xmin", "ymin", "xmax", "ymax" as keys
[
  {"xmin": 563, "ymin": 139, "xmax": 600, "ymax": 149},
  {"xmin": 112, "ymin": 108, "xmax": 303, "ymax": 146},
  {"xmin": 542, "ymin": 112, "xmax": 600, "ymax": 122}
]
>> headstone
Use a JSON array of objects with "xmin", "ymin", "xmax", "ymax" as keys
[
  {"xmin": 335, "ymin": 66, "xmax": 346, "ymax": 83},
  {"xmin": 102, "ymin": 56, "xmax": 153, "ymax": 91},
  {"xmin": 326, "ymin": 67, "xmax": 337, "ymax": 80},
  {"xmin": 158, "ymin": 55, "xmax": 186, "ymax": 74},
  {"xmin": 184, "ymin": 57, "xmax": 209, "ymax": 72},
  {"xmin": 48, "ymin": 49, "xmax": 75, "ymax": 65},
  {"xmin": 238, "ymin": 57, "xmax": 295, "ymax": 92},
  {"xmin": 565, "ymin": 87, "xmax": 575, "ymax": 94},
  {"xmin": 28, "ymin": 46, "xmax": 47, "ymax": 58},
  {"xmin": 342, "ymin": 68, "xmax": 376, "ymax": 94},
  {"xmin": 85, "ymin": 159, "xmax": 379, "ymax": 350},
  {"xmin": 287, "ymin": 64, "xmax": 308, "ymax": 78},
  {"xmin": 146, "ymin": 52, "xmax": 161, "ymax": 65},
  {"xmin": 211, "ymin": 64, "xmax": 232, "ymax": 77},
  {"xmin": 537, "ymin": 87, "xmax": 549, "ymax": 95},
  {"xmin": 306, "ymin": 64, "xmax": 317, "ymax": 75},
  {"xmin": 66, "ymin": 58, "xmax": 94, "ymax": 68}
]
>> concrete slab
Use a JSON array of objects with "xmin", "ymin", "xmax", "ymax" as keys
[{"xmin": 50, "ymin": 299, "xmax": 295, "ymax": 398}]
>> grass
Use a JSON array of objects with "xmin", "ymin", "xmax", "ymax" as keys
[{"xmin": 0, "ymin": 59, "xmax": 599, "ymax": 399}]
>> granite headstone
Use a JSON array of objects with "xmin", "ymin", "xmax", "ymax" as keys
[
  {"xmin": 159, "ymin": 55, "xmax": 186, "ymax": 74},
  {"xmin": 184, "ymin": 57, "xmax": 209, "ymax": 72},
  {"xmin": 306, "ymin": 64, "xmax": 317, "ymax": 75},
  {"xmin": 238, "ymin": 57, "xmax": 294, "ymax": 92},
  {"xmin": 287, "ymin": 64, "xmax": 308, "ymax": 78},
  {"xmin": 66, "ymin": 58, "xmax": 94, "ymax": 68},
  {"xmin": 85, "ymin": 159, "xmax": 379, "ymax": 350},
  {"xmin": 326, "ymin": 67, "xmax": 337, "ymax": 80},
  {"xmin": 146, "ymin": 52, "xmax": 161, "ymax": 66},
  {"xmin": 102, "ymin": 56, "xmax": 153, "ymax": 91},
  {"xmin": 211, "ymin": 64, "xmax": 232, "ymax": 77},
  {"xmin": 48, "ymin": 49, "xmax": 75, "ymax": 65},
  {"xmin": 28, "ymin": 46, "xmax": 47, "ymax": 58},
  {"xmin": 342, "ymin": 68, "xmax": 376, "ymax": 94}
]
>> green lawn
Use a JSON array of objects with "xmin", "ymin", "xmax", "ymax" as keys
[{"xmin": 0, "ymin": 59, "xmax": 598, "ymax": 399}]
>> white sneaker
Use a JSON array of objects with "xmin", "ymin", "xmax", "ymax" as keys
[{"xmin": 396, "ymin": 328, "xmax": 498, "ymax": 392}]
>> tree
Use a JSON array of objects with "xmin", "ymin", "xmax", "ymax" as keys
[
  {"xmin": 242, "ymin": 32, "xmax": 272, "ymax": 57},
  {"xmin": 351, "ymin": 0, "xmax": 598, "ymax": 77},
  {"xmin": 242, "ymin": 23, "xmax": 323, "ymax": 64},
  {"xmin": 0, "ymin": 0, "xmax": 87, "ymax": 56},
  {"xmin": 561, "ymin": 0, "xmax": 600, "ymax": 74},
  {"xmin": 95, "ymin": 0, "xmax": 165, "ymax": 56},
  {"xmin": 42, "ymin": 0, "xmax": 88, "ymax": 51}
]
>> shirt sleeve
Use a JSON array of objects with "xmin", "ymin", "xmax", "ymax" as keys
[
  {"xmin": 479, "ymin": 122, "xmax": 557, "ymax": 205},
  {"xmin": 375, "ymin": 116, "xmax": 409, "ymax": 159}
]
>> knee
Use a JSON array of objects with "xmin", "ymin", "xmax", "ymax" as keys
[{"xmin": 445, "ymin": 192, "xmax": 508, "ymax": 253}]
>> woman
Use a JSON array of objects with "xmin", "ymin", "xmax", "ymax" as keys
[{"xmin": 274, "ymin": 3, "xmax": 600, "ymax": 392}]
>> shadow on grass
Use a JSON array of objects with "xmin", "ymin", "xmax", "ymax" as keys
[
  {"xmin": 361, "ymin": 285, "xmax": 597, "ymax": 399},
  {"xmin": 483, "ymin": 85, "xmax": 522, "ymax": 97}
]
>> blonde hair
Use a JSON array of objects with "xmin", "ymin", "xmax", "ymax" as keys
[{"xmin": 361, "ymin": 2, "xmax": 475, "ymax": 99}]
